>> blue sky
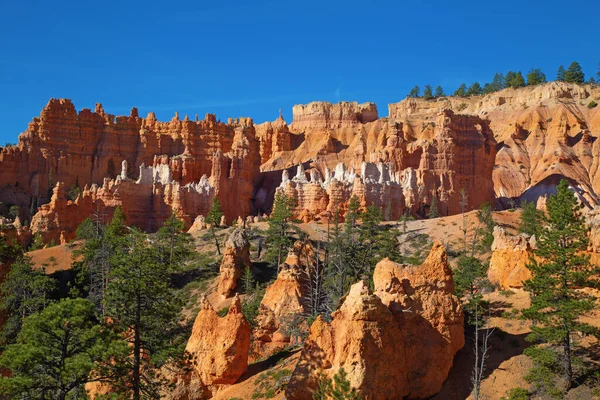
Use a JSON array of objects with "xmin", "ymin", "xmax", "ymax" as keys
[{"xmin": 1, "ymin": 0, "xmax": 598, "ymax": 143}]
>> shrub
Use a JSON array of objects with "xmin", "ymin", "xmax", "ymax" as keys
[
  {"xmin": 501, "ymin": 387, "xmax": 530, "ymax": 400},
  {"xmin": 588, "ymin": 100, "xmax": 598, "ymax": 109},
  {"xmin": 457, "ymin": 103, "xmax": 468, "ymax": 112}
]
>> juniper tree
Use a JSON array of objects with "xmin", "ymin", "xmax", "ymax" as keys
[
  {"xmin": 205, "ymin": 197, "xmax": 224, "ymax": 255},
  {"xmin": 522, "ymin": 179, "xmax": 600, "ymax": 394}
]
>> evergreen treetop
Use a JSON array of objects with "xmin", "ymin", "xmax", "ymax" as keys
[{"xmin": 564, "ymin": 61, "xmax": 585, "ymax": 84}]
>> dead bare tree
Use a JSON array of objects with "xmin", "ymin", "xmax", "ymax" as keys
[{"xmin": 472, "ymin": 305, "xmax": 494, "ymax": 400}]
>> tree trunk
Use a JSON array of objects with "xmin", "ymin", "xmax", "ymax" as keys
[
  {"xmin": 564, "ymin": 331, "xmax": 573, "ymax": 390},
  {"xmin": 133, "ymin": 294, "xmax": 142, "ymax": 400},
  {"xmin": 212, "ymin": 227, "xmax": 221, "ymax": 255}
]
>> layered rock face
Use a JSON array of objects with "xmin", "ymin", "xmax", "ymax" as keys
[
  {"xmin": 390, "ymin": 82, "xmax": 600, "ymax": 208},
  {"xmin": 373, "ymin": 242, "xmax": 465, "ymax": 398},
  {"xmin": 488, "ymin": 226, "xmax": 535, "ymax": 289},
  {"xmin": 254, "ymin": 241, "xmax": 313, "ymax": 350},
  {"xmin": 289, "ymin": 101, "xmax": 378, "ymax": 132},
  {"xmin": 29, "ymin": 162, "xmax": 215, "ymax": 243},
  {"xmin": 181, "ymin": 295, "xmax": 251, "ymax": 397},
  {"xmin": 217, "ymin": 228, "xmax": 251, "ymax": 298},
  {"xmin": 271, "ymin": 109, "xmax": 496, "ymax": 219},
  {"xmin": 287, "ymin": 242, "xmax": 464, "ymax": 399},
  {"xmin": 0, "ymin": 99, "xmax": 259, "ymax": 226}
]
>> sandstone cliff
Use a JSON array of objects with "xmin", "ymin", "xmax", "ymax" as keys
[
  {"xmin": 0, "ymin": 99, "xmax": 259, "ymax": 227},
  {"xmin": 389, "ymin": 82, "xmax": 600, "ymax": 208}
]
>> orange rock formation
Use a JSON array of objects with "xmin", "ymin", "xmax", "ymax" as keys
[
  {"xmin": 182, "ymin": 294, "xmax": 251, "ymax": 397},
  {"xmin": 217, "ymin": 228, "xmax": 251, "ymax": 298},
  {"xmin": 488, "ymin": 226, "xmax": 535, "ymax": 289},
  {"xmin": 4, "ymin": 82, "xmax": 600, "ymax": 241},
  {"xmin": 254, "ymin": 241, "xmax": 314, "ymax": 352},
  {"xmin": 287, "ymin": 242, "xmax": 464, "ymax": 399}
]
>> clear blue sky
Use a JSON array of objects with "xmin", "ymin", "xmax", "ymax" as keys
[{"xmin": 1, "ymin": 0, "xmax": 598, "ymax": 143}]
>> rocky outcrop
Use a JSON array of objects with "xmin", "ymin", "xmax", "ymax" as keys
[
  {"xmin": 217, "ymin": 228, "xmax": 251, "ymax": 298},
  {"xmin": 389, "ymin": 82, "xmax": 600, "ymax": 208},
  {"xmin": 287, "ymin": 281, "xmax": 406, "ymax": 400},
  {"xmin": 289, "ymin": 101, "xmax": 378, "ymax": 132},
  {"xmin": 183, "ymin": 294, "xmax": 251, "ymax": 397},
  {"xmin": 488, "ymin": 226, "xmax": 536, "ymax": 289},
  {"xmin": 287, "ymin": 242, "xmax": 464, "ymax": 399},
  {"xmin": 373, "ymin": 242, "xmax": 465, "ymax": 398},
  {"xmin": 274, "ymin": 109, "xmax": 496, "ymax": 220},
  {"xmin": 29, "ymin": 161, "xmax": 215, "ymax": 243},
  {"xmin": 254, "ymin": 241, "xmax": 314, "ymax": 350},
  {"xmin": 0, "ymin": 99, "xmax": 259, "ymax": 226}
]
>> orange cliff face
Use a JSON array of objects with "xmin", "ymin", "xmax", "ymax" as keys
[
  {"xmin": 265, "ymin": 107, "xmax": 496, "ymax": 220},
  {"xmin": 0, "ymin": 99, "xmax": 260, "ymax": 225},
  {"xmin": 6, "ymin": 83, "xmax": 600, "ymax": 241},
  {"xmin": 388, "ymin": 82, "xmax": 600, "ymax": 208}
]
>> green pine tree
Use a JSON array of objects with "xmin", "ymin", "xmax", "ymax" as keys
[
  {"xmin": 474, "ymin": 201, "xmax": 495, "ymax": 253},
  {"xmin": 313, "ymin": 368, "xmax": 361, "ymax": 400},
  {"xmin": 454, "ymin": 83, "xmax": 467, "ymax": 97},
  {"xmin": 522, "ymin": 180, "xmax": 600, "ymax": 394},
  {"xmin": 0, "ymin": 256, "xmax": 55, "ymax": 344},
  {"xmin": 526, "ymin": 68, "xmax": 547, "ymax": 86},
  {"xmin": 156, "ymin": 212, "xmax": 193, "ymax": 271},
  {"xmin": 423, "ymin": 84, "xmax": 434, "ymax": 100},
  {"xmin": 434, "ymin": 85, "xmax": 445, "ymax": 97},
  {"xmin": 492, "ymin": 72, "xmax": 504, "ymax": 91},
  {"xmin": 564, "ymin": 61, "xmax": 585, "ymax": 84},
  {"xmin": 467, "ymin": 82, "xmax": 482, "ymax": 96},
  {"xmin": 556, "ymin": 65, "xmax": 566, "ymax": 82},
  {"xmin": 205, "ymin": 197, "xmax": 224, "ymax": 255},
  {"xmin": 266, "ymin": 192, "xmax": 295, "ymax": 269},
  {"xmin": 72, "ymin": 206, "xmax": 128, "ymax": 316},
  {"xmin": 0, "ymin": 298, "xmax": 124, "ymax": 400},
  {"xmin": 428, "ymin": 194, "xmax": 439, "ymax": 219},
  {"xmin": 518, "ymin": 201, "xmax": 542, "ymax": 237},
  {"xmin": 105, "ymin": 229, "xmax": 184, "ymax": 399},
  {"xmin": 408, "ymin": 85, "xmax": 420, "ymax": 98}
]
